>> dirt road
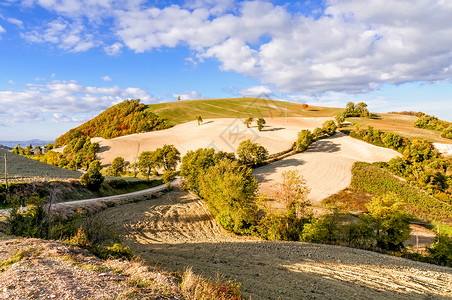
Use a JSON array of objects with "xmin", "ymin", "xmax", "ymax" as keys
[{"xmin": 97, "ymin": 188, "xmax": 452, "ymax": 300}]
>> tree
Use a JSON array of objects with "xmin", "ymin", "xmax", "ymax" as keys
[
  {"xmin": 295, "ymin": 129, "xmax": 313, "ymax": 152},
  {"xmin": 335, "ymin": 112, "xmax": 345, "ymax": 128},
  {"xmin": 237, "ymin": 140, "xmax": 268, "ymax": 167},
  {"xmin": 200, "ymin": 158, "xmax": 258, "ymax": 233},
  {"xmin": 273, "ymin": 170, "xmax": 311, "ymax": 219},
  {"xmin": 302, "ymin": 103, "xmax": 309, "ymax": 110},
  {"xmin": 162, "ymin": 170, "xmax": 176, "ymax": 187},
  {"xmin": 137, "ymin": 151, "xmax": 157, "ymax": 180},
  {"xmin": 196, "ymin": 115, "xmax": 203, "ymax": 126},
  {"xmin": 80, "ymin": 160, "xmax": 104, "ymax": 191},
  {"xmin": 108, "ymin": 156, "xmax": 129, "ymax": 177},
  {"xmin": 155, "ymin": 144, "xmax": 181, "ymax": 171},
  {"xmin": 244, "ymin": 117, "xmax": 253, "ymax": 128},
  {"xmin": 345, "ymin": 102, "xmax": 355, "ymax": 115},
  {"xmin": 257, "ymin": 118, "xmax": 266, "ymax": 131},
  {"xmin": 355, "ymin": 102, "xmax": 370, "ymax": 117},
  {"xmin": 312, "ymin": 127, "xmax": 324, "ymax": 140},
  {"xmin": 359, "ymin": 193, "xmax": 411, "ymax": 251},
  {"xmin": 321, "ymin": 120, "xmax": 337, "ymax": 136},
  {"xmin": 177, "ymin": 96, "xmax": 181, "ymax": 101}
]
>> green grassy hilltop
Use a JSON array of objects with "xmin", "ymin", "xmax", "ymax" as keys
[{"xmin": 149, "ymin": 97, "xmax": 342, "ymax": 125}]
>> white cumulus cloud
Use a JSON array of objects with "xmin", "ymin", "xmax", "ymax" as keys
[
  {"xmin": 101, "ymin": 75, "xmax": 112, "ymax": 82},
  {"xmin": 172, "ymin": 91, "xmax": 204, "ymax": 101},
  {"xmin": 0, "ymin": 79, "xmax": 157, "ymax": 125}
]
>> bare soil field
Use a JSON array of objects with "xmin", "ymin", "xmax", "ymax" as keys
[
  {"xmin": 92, "ymin": 117, "xmax": 331, "ymax": 166},
  {"xmin": 97, "ymin": 188, "xmax": 452, "ymax": 300},
  {"xmin": 254, "ymin": 133, "xmax": 401, "ymax": 205}
]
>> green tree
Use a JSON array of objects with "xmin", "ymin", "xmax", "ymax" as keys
[
  {"xmin": 335, "ymin": 112, "xmax": 345, "ymax": 128},
  {"xmin": 108, "ymin": 156, "xmax": 129, "ymax": 177},
  {"xmin": 359, "ymin": 193, "xmax": 411, "ymax": 251},
  {"xmin": 345, "ymin": 102, "xmax": 355, "ymax": 115},
  {"xmin": 196, "ymin": 115, "xmax": 203, "ymax": 126},
  {"xmin": 237, "ymin": 140, "xmax": 268, "ymax": 167},
  {"xmin": 312, "ymin": 127, "xmax": 324, "ymax": 140},
  {"xmin": 321, "ymin": 120, "xmax": 337, "ymax": 136},
  {"xmin": 180, "ymin": 148, "xmax": 230, "ymax": 191},
  {"xmin": 137, "ymin": 151, "xmax": 157, "ymax": 180},
  {"xmin": 155, "ymin": 144, "xmax": 181, "ymax": 171},
  {"xmin": 80, "ymin": 160, "xmax": 104, "ymax": 191},
  {"xmin": 257, "ymin": 118, "xmax": 266, "ymax": 131},
  {"xmin": 428, "ymin": 234, "xmax": 452, "ymax": 266},
  {"xmin": 273, "ymin": 170, "xmax": 311, "ymax": 219},
  {"xmin": 200, "ymin": 158, "xmax": 258, "ymax": 233},
  {"xmin": 355, "ymin": 102, "xmax": 370, "ymax": 117},
  {"xmin": 244, "ymin": 117, "xmax": 253, "ymax": 128},
  {"xmin": 162, "ymin": 170, "xmax": 176, "ymax": 187},
  {"xmin": 295, "ymin": 129, "xmax": 313, "ymax": 152}
]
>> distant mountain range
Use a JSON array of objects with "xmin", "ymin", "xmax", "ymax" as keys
[{"xmin": 0, "ymin": 139, "xmax": 53, "ymax": 148}]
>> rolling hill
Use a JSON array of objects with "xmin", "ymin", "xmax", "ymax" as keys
[
  {"xmin": 55, "ymin": 97, "xmax": 343, "ymax": 145},
  {"xmin": 149, "ymin": 97, "xmax": 342, "ymax": 124}
]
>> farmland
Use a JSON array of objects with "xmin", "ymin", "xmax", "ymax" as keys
[{"xmin": 0, "ymin": 148, "xmax": 81, "ymax": 184}]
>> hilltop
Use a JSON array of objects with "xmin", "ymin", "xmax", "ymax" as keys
[{"xmin": 149, "ymin": 97, "xmax": 342, "ymax": 124}]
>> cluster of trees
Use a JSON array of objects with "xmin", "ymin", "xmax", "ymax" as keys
[
  {"xmin": 243, "ymin": 117, "xmax": 266, "ymax": 131},
  {"xmin": 414, "ymin": 114, "xmax": 452, "ymax": 139},
  {"xmin": 55, "ymin": 99, "xmax": 171, "ymax": 145},
  {"xmin": 302, "ymin": 193, "xmax": 411, "ymax": 251},
  {"xmin": 294, "ymin": 120, "xmax": 337, "ymax": 152},
  {"xmin": 13, "ymin": 136, "xmax": 100, "ymax": 171},
  {"xmin": 137, "ymin": 145, "xmax": 180, "ymax": 185},
  {"xmin": 344, "ymin": 101, "xmax": 370, "ymax": 118},
  {"xmin": 350, "ymin": 125, "xmax": 452, "ymax": 204},
  {"xmin": 179, "ymin": 146, "xmax": 415, "ymax": 253}
]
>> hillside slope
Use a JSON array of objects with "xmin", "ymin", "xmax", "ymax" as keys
[
  {"xmin": 55, "ymin": 99, "xmax": 171, "ymax": 145},
  {"xmin": 0, "ymin": 149, "xmax": 81, "ymax": 183},
  {"xmin": 149, "ymin": 97, "xmax": 342, "ymax": 125},
  {"xmin": 94, "ymin": 117, "xmax": 331, "ymax": 166},
  {"xmin": 97, "ymin": 188, "xmax": 452, "ymax": 300}
]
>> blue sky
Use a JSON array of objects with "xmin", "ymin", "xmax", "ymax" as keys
[{"xmin": 1, "ymin": 0, "xmax": 452, "ymax": 141}]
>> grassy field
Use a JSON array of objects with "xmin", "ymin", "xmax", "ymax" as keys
[
  {"xmin": 348, "ymin": 113, "xmax": 452, "ymax": 143},
  {"xmin": 148, "ymin": 97, "xmax": 343, "ymax": 125},
  {"xmin": 324, "ymin": 162, "xmax": 452, "ymax": 224},
  {"xmin": 0, "ymin": 148, "xmax": 81, "ymax": 183}
]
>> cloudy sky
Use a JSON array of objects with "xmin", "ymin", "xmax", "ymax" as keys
[{"xmin": 1, "ymin": 0, "xmax": 452, "ymax": 140}]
